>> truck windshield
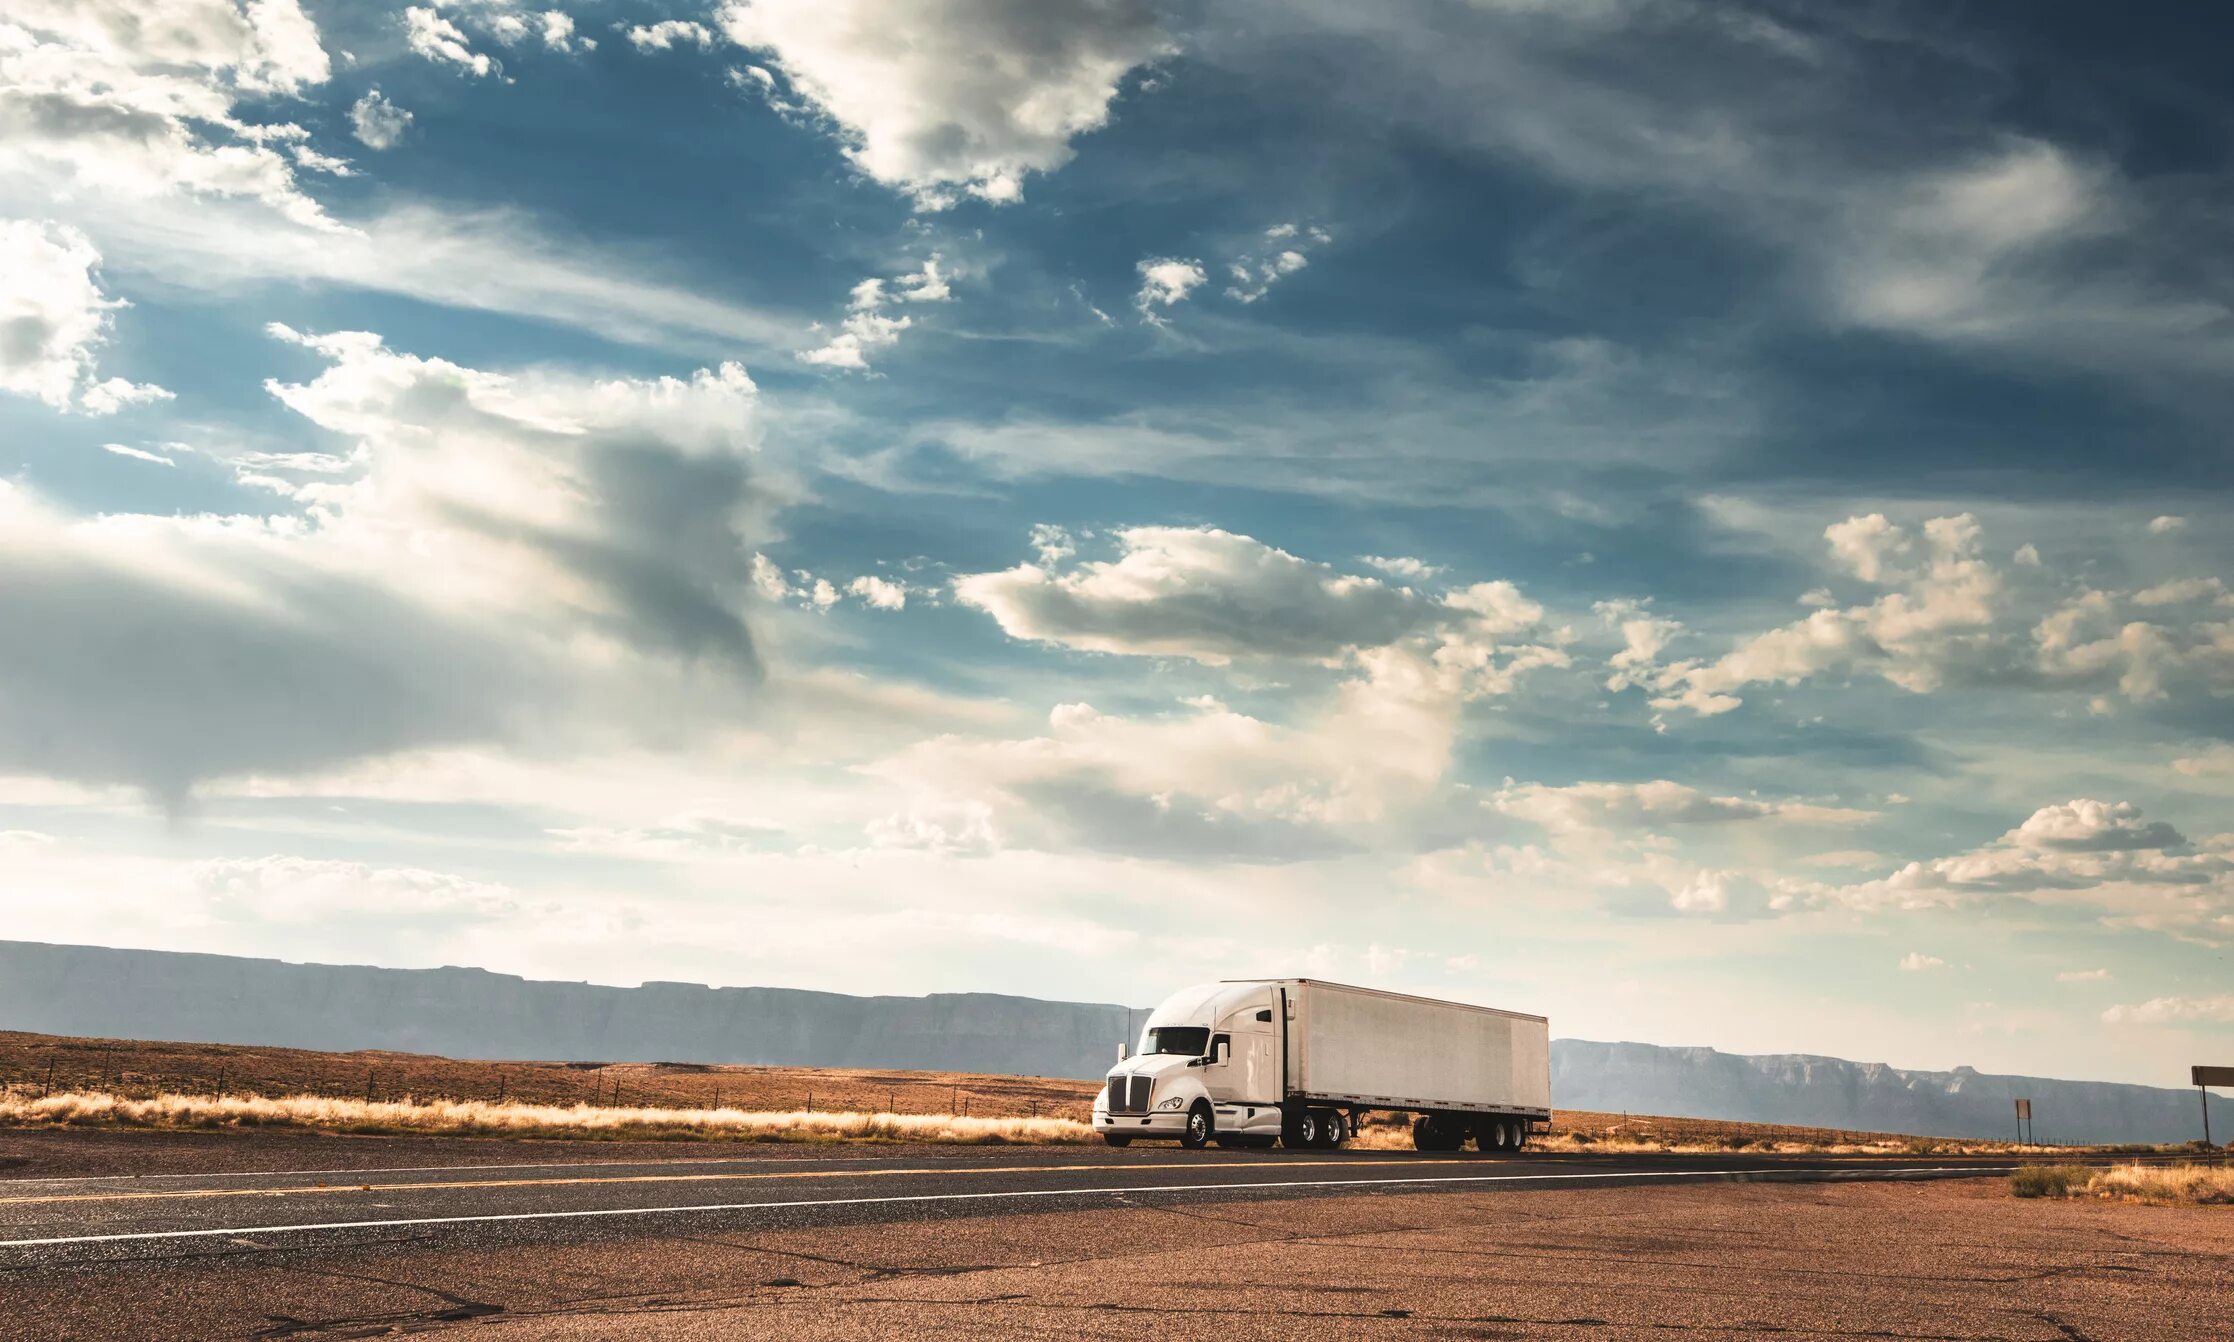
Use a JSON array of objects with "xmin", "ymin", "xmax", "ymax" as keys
[{"xmin": 1141, "ymin": 1026, "xmax": 1210, "ymax": 1056}]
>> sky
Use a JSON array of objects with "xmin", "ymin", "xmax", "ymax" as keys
[{"xmin": 2, "ymin": 0, "xmax": 2230, "ymax": 1088}]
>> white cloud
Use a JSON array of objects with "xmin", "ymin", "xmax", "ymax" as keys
[
  {"xmin": 1493, "ymin": 780, "xmax": 1875, "ymax": 834},
  {"xmin": 0, "ymin": 327, "xmax": 776, "ymax": 802},
  {"xmin": 1225, "ymin": 223, "xmax": 1331, "ymax": 303},
  {"xmin": 2101, "ymin": 994, "xmax": 2234, "ymax": 1026},
  {"xmin": 2173, "ymin": 744, "xmax": 2234, "ymax": 778},
  {"xmin": 1359, "ymin": 555, "xmax": 1443, "ymax": 580},
  {"xmin": 715, "ymin": 0, "xmax": 1175, "ymax": 207},
  {"xmin": 0, "ymin": 0, "xmax": 339, "ymax": 229},
  {"xmin": 100, "ymin": 443, "xmax": 176, "ymax": 467},
  {"xmin": 956, "ymin": 525, "xmax": 1442, "ymax": 665},
  {"xmin": 2147, "ymin": 515, "xmax": 2187, "ymax": 535},
  {"xmin": 2009, "ymin": 799, "xmax": 2184, "ymax": 853},
  {"xmin": 351, "ymin": 89, "xmax": 413, "ymax": 150},
  {"xmin": 1134, "ymin": 257, "xmax": 1205, "ymax": 324},
  {"xmin": 798, "ymin": 257, "xmax": 950, "ymax": 370},
  {"xmin": 628, "ymin": 20, "xmax": 716, "ymax": 52},
  {"xmin": 1629, "ymin": 513, "xmax": 2234, "ymax": 716},
  {"xmin": 847, "ymin": 574, "xmax": 908, "ymax": 610},
  {"xmin": 1831, "ymin": 799, "xmax": 2233, "ymax": 941},
  {"xmin": 405, "ymin": 7, "xmax": 494, "ymax": 76},
  {"xmin": 0, "ymin": 220, "xmax": 169, "ymax": 413},
  {"xmin": 1897, "ymin": 952, "xmax": 1944, "ymax": 972},
  {"xmin": 2057, "ymin": 968, "xmax": 2110, "ymax": 984}
]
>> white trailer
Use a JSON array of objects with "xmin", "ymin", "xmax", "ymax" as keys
[{"xmin": 1092, "ymin": 978, "xmax": 1550, "ymax": 1152}]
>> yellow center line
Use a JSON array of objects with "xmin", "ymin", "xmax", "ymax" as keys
[{"xmin": 0, "ymin": 1157, "xmax": 1485, "ymax": 1207}]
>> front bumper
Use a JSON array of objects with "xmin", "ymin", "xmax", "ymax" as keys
[{"xmin": 1092, "ymin": 1109, "xmax": 1188, "ymax": 1135}]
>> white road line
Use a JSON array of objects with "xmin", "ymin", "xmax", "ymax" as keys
[
  {"xmin": 0, "ymin": 1164, "xmax": 2010, "ymax": 1248},
  {"xmin": 0, "ymin": 1153, "xmax": 963, "ymax": 1187}
]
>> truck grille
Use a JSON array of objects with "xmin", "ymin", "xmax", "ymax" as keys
[{"xmin": 1106, "ymin": 1075, "xmax": 1152, "ymax": 1114}]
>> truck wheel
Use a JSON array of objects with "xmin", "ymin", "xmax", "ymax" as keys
[
  {"xmin": 1413, "ymin": 1115, "xmax": 1457, "ymax": 1152},
  {"xmin": 1103, "ymin": 1134, "xmax": 1132, "ymax": 1148},
  {"xmin": 1511, "ymin": 1123, "xmax": 1529, "ymax": 1152},
  {"xmin": 1322, "ymin": 1110, "xmax": 1349, "ymax": 1148},
  {"xmin": 1180, "ymin": 1103, "xmax": 1214, "ymax": 1150},
  {"xmin": 1486, "ymin": 1121, "xmax": 1511, "ymax": 1153},
  {"xmin": 1296, "ymin": 1109, "xmax": 1322, "ymax": 1148}
]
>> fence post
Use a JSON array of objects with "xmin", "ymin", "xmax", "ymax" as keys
[{"xmin": 42, "ymin": 1058, "xmax": 55, "ymax": 1098}]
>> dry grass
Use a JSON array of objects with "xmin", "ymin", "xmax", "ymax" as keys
[
  {"xmin": 0, "ymin": 1030, "xmax": 1098, "ymax": 1121},
  {"xmin": 2083, "ymin": 1163, "xmax": 2234, "ymax": 1206},
  {"xmin": 0, "ymin": 1088, "xmax": 1097, "ymax": 1145}
]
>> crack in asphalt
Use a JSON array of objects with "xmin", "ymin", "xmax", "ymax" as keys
[{"xmin": 249, "ymin": 1262, "xmax": 507, "ymax": 1338}]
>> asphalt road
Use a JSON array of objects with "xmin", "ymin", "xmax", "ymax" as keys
[
  {"xmin": 0, "ymin": 1142, "xmax": 2038, "ymax": 1268},
  {"xmin": 4, "ymin": 1141, "xmax": 2222, "ymax": 1339}
]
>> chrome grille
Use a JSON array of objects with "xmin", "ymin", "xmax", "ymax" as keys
[{"xmin": 1106, "ymin": 1075, "xmax": 1152, "ymax": 1114}]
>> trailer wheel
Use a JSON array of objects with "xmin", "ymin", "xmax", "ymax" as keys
[
  {"xmin": 1321, "ymin": 1109, "xmax": 1349, "ymax": 1148},
  {"xmin": 1103, "ymin": 1134, "xmax": 1132, "ymax": 1148},
  {"xmin": 1413, "ymin": 1115, "xmax": 1463, "ymax": 1152},
  {"xmin": 1511, "ymin": 1123, "xmax": 1529, "ymax": 1152},
  {"xmin": 1180, "ymin": 1102, "xmax": 1214, "ymax": 1150}
]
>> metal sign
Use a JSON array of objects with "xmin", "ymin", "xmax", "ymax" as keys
[
  {"xmin": 2014, "ymin": 1098, "xmax": 2031, "ymax": 1120},
  {"xmin": 2195, "ymin": 1065, "xmax": 2234, "ymax": 1088}
]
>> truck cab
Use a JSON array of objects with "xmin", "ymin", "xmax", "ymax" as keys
[{"xmin": 1093, "ymin": 981, "xmax": 1288, "ymax": 1149}]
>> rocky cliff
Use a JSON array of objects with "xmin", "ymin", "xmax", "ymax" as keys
[
  {"xmin": 0, "ymin": 941, "xmax": 1135, "ymax": 1078},
  {"xmin": 0, "ymin": 941, "xmax": 2221, "ymax": 1143},
  {"xmin": 1551, "ymin": 1039, "xmax": 2225, "ymax": 1145}
]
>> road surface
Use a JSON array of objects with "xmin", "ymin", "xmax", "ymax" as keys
[{"xmin": 2, "ymin": 1139, "xmax": 2224, "ymax": 1338}]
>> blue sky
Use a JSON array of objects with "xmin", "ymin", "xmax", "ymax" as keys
[{"xmin": 2, "ymin": 0, "xmax": 2230, "ymax": 1086}]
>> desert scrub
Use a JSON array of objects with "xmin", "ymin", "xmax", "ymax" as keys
[
  {"xmin": 2089, "ymin": 1163, "xmax": 2233, "ymax": 1206},
  {"xmin": 0, "ymin": 1089, "xmax": 1097, "ymax": 1146},
  {"xmin": 2010, "ymin": 1164, "xmax": 2094, "ymax": 1198}
]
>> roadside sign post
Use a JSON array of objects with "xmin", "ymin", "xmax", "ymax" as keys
[
  {"xmin": 2014, "ymin": 1097, "xmax": 2031, "ymax": 1146},
  {"xmin": 2195, "ymin": 1066, "xmax": 2233, "ymax": 1148}
]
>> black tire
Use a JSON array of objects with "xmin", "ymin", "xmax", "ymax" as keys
[
  {"xmin": 1103, "ymin": 1134, "xmax": 1132, "ymax": 1148},
  {"xmin": 1323, "ymin": 1110, "xmax": 1349, "ymax": 1148},
  {"xmin": 1297, "ymin": 1109, "xmax": 1322, "ymax": 1148},
  {"xmin": 1511, "ymin": 1123, "xmax": 1530, "ymax": 1152},
  {"xmin": 1414, "ymin": 1115, "xmax": 1459, "ymax": 1152},
  {"xmin": 1180, "ymin": 1103, "xmax": 1214, "ymax": 1150}
]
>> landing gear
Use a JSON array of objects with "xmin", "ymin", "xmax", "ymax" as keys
[{"xmin": 1180, "ymin": 1103, "xmax": 1214, "ymax": 1150}]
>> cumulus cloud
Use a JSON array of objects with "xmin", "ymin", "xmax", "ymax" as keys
[
  {"xmin": 1623, "ymin": 513, "xmax": 2234, "ymax": 716},
  {"xmin": 1830, "ymin": 799, "xmax": 2232, "ymax": 940},
  {"xmin": 1134, "ymin": 257, "xmax": 1205, "ymax": 324},
  {"xmin": 405, "ymin": 7, "xmax": 493, "ymax": 76},
  {"xmin": 2008, "ymin": 799, "xmax": 2185, "ymax": 852},
  {"xmin": 0, "ymin": 0, "xmax": 340, "ymax": 229},
  {"xmin": 350, "ymin": 90, "xmax": 412, "ymax": 150},
  {"xmin": 1898, "ymin": 952, "xmax": 1945, "ymax": 971},
  {"xmin": 1225, "ymin": 223, "xmax": 1332, "ymax": 303},
  {"xmin": 1493, "ymin": 780, "xmax": 1875, "ymax": 834},
  {"xmin": 2057, "ymin": 968, "xmax": 2110, "ymax": 984},
  {"xmin": 798, "ymin": 257, "xmax": 950, "ymax": 370},
  {"xmin": 954, "ymin": 525, "xmax": 1574, "ymax": 704},
  {"xmin": 716, "ymin": 0, "xmax": 1175, "ymax": 207},
  {"xmin": 0, "ymin": 220, "xmax": 170, "ymax": 413},
  {"xmin": 628, "ymin": 20, "xmax": 716, "ymax": 51},
  {"xmin": 2101, "ymin": 994, "xmax": 2234, "ymax": 1026},
  {"xmin": 0, "ymin": 327, "xmax": 775, "ymax": 802}
]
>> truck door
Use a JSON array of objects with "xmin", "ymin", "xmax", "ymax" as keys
[{"xmin": 1221, "ymin": 1000, "xmax": 1280, "ymax": 1105}]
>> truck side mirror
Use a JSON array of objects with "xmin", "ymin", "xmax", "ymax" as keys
[{"xmin": 1117, "ymin": 1044, "xmax": 1130, "ymax": 1061}]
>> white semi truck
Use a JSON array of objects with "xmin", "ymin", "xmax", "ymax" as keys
[{"xmin": 1093, "ymin": 979, "xmax": 1551, "ymax": 1152}]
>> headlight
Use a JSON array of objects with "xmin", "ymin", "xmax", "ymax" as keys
[{"xmin": 1156, "ymin": 1095, "xmax": 1185, "ymax": 1111}]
